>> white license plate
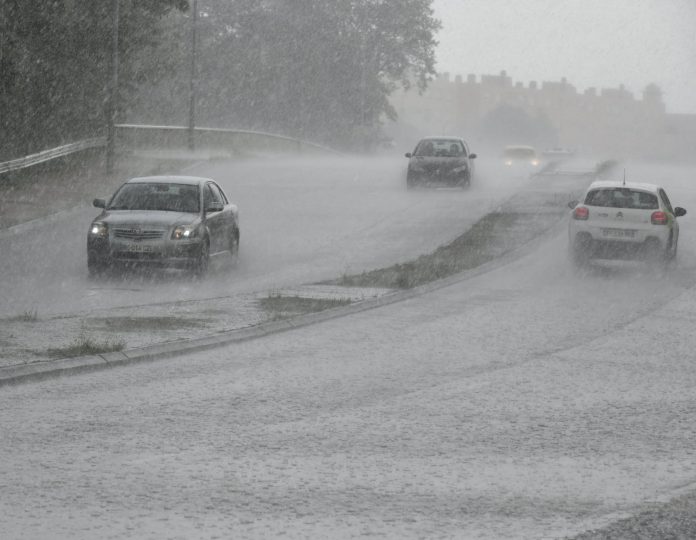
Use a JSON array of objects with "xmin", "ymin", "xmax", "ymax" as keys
[
  {"xmin": 602, "ymin": 228, "xmax": 635, "ymax": 239},
  {"xmin": 127, "ymin": 244, "xmax": 153, "ymax": 253}
]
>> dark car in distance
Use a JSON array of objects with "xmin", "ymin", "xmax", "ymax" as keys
[
  {"xmin": 87, "ymin": 176, "xmax": 240, "ymax": 277},
  {"xmin": 405, "ymin": 137, "xmax": 477, "ymax": 189}
]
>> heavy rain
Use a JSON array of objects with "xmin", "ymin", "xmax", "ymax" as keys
[{"xmin": 1, "ymin": 1, "xmax": 696, "ymax": 538}]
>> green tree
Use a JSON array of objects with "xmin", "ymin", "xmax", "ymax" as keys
[
  {"xmin": 0, "ymin": 0, "xmax": 187, "ymax": 159},
  {"xmin": 130, "ymin": 0, "xmax": 440, "ymax": 150}
]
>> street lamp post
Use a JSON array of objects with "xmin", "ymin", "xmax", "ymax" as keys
[
  {"xmin": 187, "ymin": 0, "xmax": 198, "ymax": 151},
  {"xmin": 106, "ymin": 0, "xmax": 119, "ymax": 174}
]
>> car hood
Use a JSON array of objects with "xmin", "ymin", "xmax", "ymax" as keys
[{"xmin": 97, "ymin": 210, "xmax": 199, "ymax": 228}]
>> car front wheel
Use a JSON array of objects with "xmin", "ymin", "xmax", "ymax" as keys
[
  {"xmin": 87, "ymin": 255, "xmax": 108, "ymax": 278},
  {"xmin": 229, "ymin": 227, "xmax": 240, "ymax": 267},
  {"xmin": 193, "ymin": 240, "xmax": 210, "ymax": 277}
]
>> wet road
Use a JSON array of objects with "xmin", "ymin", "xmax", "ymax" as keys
[
  {"xmin": 1, "ymin": 156, "xmax": 528, "ymax": 318},
  {"xmin": 2, "ymin": 160, "xmax": 696, "ymax": 538}
]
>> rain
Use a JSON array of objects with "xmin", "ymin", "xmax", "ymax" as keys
[{"xmin": 1, "ymin": 1, "xmax": 696, "ymax": 538}]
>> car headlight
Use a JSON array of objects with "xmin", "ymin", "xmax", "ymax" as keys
[
  {"xmin": 89, "ymin": 222, "xmax": 108, "ymax": 237},
  {"xmin": 172, "ymin": 224, "xmax": 198, "ymax": 240},
  {"xmin": 452, "ymin": 165, "xmax": 469, "ymax": 174}
]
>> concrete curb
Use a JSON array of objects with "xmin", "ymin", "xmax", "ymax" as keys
[{"xmin": 0, "ymin": 214, "xmax": 568, "ymax": 387}]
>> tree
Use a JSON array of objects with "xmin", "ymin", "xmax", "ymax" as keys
[
  {"xmin": 129, "ymin": 0, "xmax": 440, "ymax": 150},
  {"xmin": 0, "ymin": 0, "xmax": 188, "ymax": 159},
  {"xmin": 0, "ymin": 0, "xmax": 439, "ymax": 156}
]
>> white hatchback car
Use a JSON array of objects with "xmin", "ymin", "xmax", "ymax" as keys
[{"xmin": 568, "ymin": 180, "xmax": 686, "ymax": 266}]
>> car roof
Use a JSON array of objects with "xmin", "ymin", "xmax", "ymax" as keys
[
  {"xmin": 420, "ymin": 136, "xmax": 466, "ymax": 142},
  {"xmin": 504, "ymin": 145, "xmax": 536, "ymax": 151},
  {"xmin": 587, "ymin": 180, "xmax": 661, "ymax": 194},
  {"xmin": 126, "ymin": 175, "xmax": 212, "ymax": 186}
]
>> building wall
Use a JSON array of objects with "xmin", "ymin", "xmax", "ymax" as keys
[{"xmin": 390, "ymin": 71, "xmax": 696, "ymax": 161}]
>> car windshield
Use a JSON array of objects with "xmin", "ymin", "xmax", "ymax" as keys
[
  {"xmin": 415, "ymin": 139, "xmax": 464, "ymax": 157},
  {"xmin": 107, "ymin": 183, "xmax": 200, "ymax": 213},
  {"xmin": 584, "ymin": 188, "xmax": 659, "ymax": 210},
  {"xmin": 504, "ymin": 147, "xmax": 536, "ymax": 159}
]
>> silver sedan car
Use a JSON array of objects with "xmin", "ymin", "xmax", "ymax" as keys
[{"xmin": 87, "ymin": 176, "xmax": 240, "ymax": 276}]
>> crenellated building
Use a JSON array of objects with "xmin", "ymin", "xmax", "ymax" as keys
[{"xmin": 390, "ymin": 71, "xmax": 696, "ymax": 161}]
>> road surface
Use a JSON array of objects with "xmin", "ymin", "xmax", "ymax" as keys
[
  {"xmin": 2, "ymin": 158, "xmax": 696, "ymax": 538},
  {"xmin": 1, "ymin": 156, "xmax": 527, "ymax": 318}
]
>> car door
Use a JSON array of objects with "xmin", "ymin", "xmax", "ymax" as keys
[
  {"xmin": 659, "ymin": 188, "xmax": 679, "ymax": 243},
  {"xmin": 211, "ymin": 181, "xmax": 236, "ymax": 241},
  {"xmin": 463, "ymin": 140, "xmax": 474, "ymax": 175},
  {"xmin": 203, "ymin": 182, "xmax": 225, "ymax": 254}
]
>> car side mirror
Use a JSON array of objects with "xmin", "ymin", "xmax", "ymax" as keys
[
  {"xmin": 469, "ymin": 153, "xmax": 477, "ymax": 159},
  {"xmin": 205, "ymin": 201, "xmax": 224, "ymax": 213},
  {"xmin": 675, "ymin": 207, "xmax": 687, "ymax": 217},
  {"xmin": 405, "ymin": 152, "xmax": 412, "ymax": 158},
  {"xmin": 93, "ymin": 198, "xmax": 106, "ymax": 208},
  {"xmin": 567, "ymin": 200, "xmax": 578, "ymax": 209}
]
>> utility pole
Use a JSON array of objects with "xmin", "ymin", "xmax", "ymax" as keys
[
  {"xmin": 187, "ymin": 0, "xmax": 198, "ymax": 151},
  {"xmin": 106, "ymin": 0, "xmax": 119, "ymax": 174},
  {"xmin": 359, "ymin": 1, "xmax": 369, "ymax": 152}
]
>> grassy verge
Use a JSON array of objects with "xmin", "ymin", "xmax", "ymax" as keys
[
  {"xmin": 47, "ymin": 335, "xmax": 126, "ymax": 359},
  {"xmin": 86, "ymin": 315, "xmax": 209, "ymax": 332},
  {"xmin": 259, "ymin": 295, "xmax": 351, "ymax": 320},
  {"xmin": 7, "ymin": 310, "xmax": 39, "ymax": 322},
  {"xmin": 334, "ymin": 210, "xmax": 563, "ymax": 289}
]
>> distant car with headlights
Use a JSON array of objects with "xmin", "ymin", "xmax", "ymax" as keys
[
  {"xmin": 405, "ymin": 137, "xmax": 476, "ymax": 189},
  {"xmin": 568, "ymin": 180, "xmax": 686, "ymax": 267},
  {"xmin": 503, "ymin": 145, "xmax": 540, "ymax": 169},
  {"xmin": 87, "ymin": 176, "xmax": 239, "ymax": 276}
]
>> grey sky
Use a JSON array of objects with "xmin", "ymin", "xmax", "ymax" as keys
[{"xmin": 432, "ymin": 0, "xmax": 696, "ymax": 114}]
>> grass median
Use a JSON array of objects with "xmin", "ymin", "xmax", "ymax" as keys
[
  {"xmin": 333, "ymin": 209, "xmax": 565, "ymax": 289},
  {"xmin": 47, "ymin": 335, "xmax": 126, "ymax": 359},
  {"xmin": 259, "ymin": 294, "xmax": 352, "ymax": 320}
]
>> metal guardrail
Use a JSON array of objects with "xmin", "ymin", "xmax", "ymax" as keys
[
  {"xmin": 0, "ymin": 125, "xmax": 341, "ymax": 175},
  {"xmin": 114, "ymin": 124, "xmax": 343, "ymax": 156},
  {"xmin": 0, "ymin": 137, "xmax": 106, "ymax": 175}
]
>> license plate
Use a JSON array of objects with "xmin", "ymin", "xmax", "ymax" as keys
[
  {"xmin": 602, "ymin": 228, "xmax": 635, "ymax": 239},
  {"xmin": 127, "ymin": 244, "xmax": 153, "ymax": 253}
]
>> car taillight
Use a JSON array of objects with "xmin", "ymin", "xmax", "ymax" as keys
[
  {"xmin": 651, "ymin": 211, "xmax": 668, "ymax": 225},
  {"xmin": 573, "ymin": 206, "xmax": 589, "ymax": 220}
]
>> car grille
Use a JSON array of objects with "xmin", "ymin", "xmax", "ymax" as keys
[
  {"xmin": 423, "ymin": 165, "xmax": 457, "ymax": 178},
  {"xmin": 113, "ymin": 228, "xmax": 165, "ymax": 240},
  {"xmin": 112, "ymin": 251, "xmax": 163, "ymax": 261}
]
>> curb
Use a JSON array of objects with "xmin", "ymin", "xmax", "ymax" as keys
[{"xmin": 0, "ymin": 214, "xmax": 568, "ymax": 387}]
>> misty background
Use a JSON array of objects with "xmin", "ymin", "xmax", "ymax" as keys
[
  {"xmin": 0, "ymin": 0, "xmax": 438, "ymax": 158},
  {"xmin": 1, "ymin": 0, "xmax": 695, "ymax": 160}
]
